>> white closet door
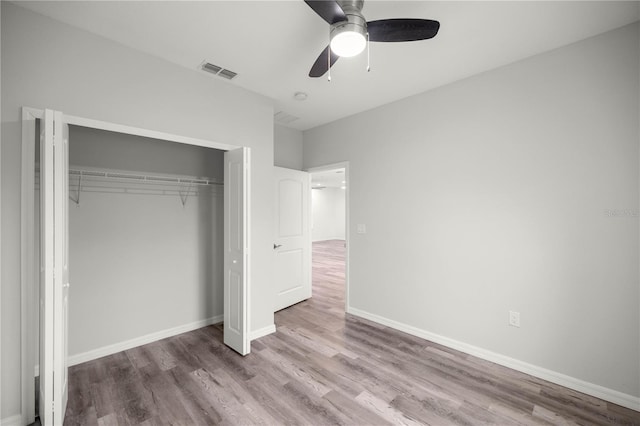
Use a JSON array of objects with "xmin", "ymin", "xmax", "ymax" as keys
[
  {"xmin": 39, "ymin": 109, "xmax": 70, "ymax": 425},
  {"xmin": 223, "ymin": 147, "xmax": 250, "ymax": 355}
]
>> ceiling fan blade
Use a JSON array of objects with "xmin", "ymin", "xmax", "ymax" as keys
[
  {"xmin": 304, "ymin": 0, "xmax": 346, "ymax": 24},
  {"xmin": 367, "ymin": 19, "xmax": 440, "ymax": 42},
  {"xmin": 309, "ymin": 45, "xmax": 340, "ymax": 77}
]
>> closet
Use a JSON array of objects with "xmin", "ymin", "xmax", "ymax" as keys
[
  {"xmin": 23, "ymin": 108, "xmax": 250, "ymax": 424},
  {"xmin": 61, "ymin": 125, "xmax": 225, "ymax": 361}
]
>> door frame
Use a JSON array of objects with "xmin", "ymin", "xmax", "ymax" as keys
[
  {"xmin": 305, "ymin": 162, "xmax": 350, "ymax": 312},
  {"xmin": 20, "ymin": 106, "xmax": 250, "ymax": 424}
]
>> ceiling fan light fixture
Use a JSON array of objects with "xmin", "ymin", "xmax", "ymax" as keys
[
  {"xmin": 331, "ymin": 29, "xmax": 366, "ymax": 57},
  {"xmin": 330, "ymin": 16, "xmax": 367, "ymax": 57}
]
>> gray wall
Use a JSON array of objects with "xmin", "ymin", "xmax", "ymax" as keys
[
  {"xmin": 69, "ymin": 125, "xmax": 224, "ymax": 179},
  {"xmin": 304, "ymin": 23, "xmax": 639, "ymax": 398},
  {"xmin": 274, "ymin": 124, "xmax": 303, "ymax": 170},
  {"xmin": 67, "ymin": 126, "xmax": 223, "ymax": 357},
  {"xmin": 312, "ymin": 187, "xmax": 346, "ymax": 242},
  {"xmin": 68, "ymin": 189, "xmax": 222, "ymax": 357},
  {"xmin": 1, "ymin": 3, "xmax": 275, "ymax": 418}
]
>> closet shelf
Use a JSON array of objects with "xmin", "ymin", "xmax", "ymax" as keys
[
  {"xmin": 68, "ymin": 168, "xmax": 221, "ymax": 186},
  {"xmin": 35, "ymin": 165, "xmax": 223, "ymax": 206}
]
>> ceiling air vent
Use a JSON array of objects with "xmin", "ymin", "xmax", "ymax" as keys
[
  {"xmin": 274, "ymin": 111, "xmax": 300, "ymax": 125},
  {"xmin": 218, "ymin": 69, "xmax": 237, "ymax": 80},
  {"xmin": 201, "ymin": 61, "xmax": 237, "ymax": 80}
]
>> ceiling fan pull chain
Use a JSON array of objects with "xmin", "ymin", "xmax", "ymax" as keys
[
  {"xmin": 367, "ymin": 32, "xmax": 370, "ymax": 72},
  {"xmin": 328, "ymin": 28, "xmax": 332, "ymax": 82}
]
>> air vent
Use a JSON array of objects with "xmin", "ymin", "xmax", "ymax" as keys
[
  {"xmin": 218, "ymin": 69, "xmax": 237, "ymax": 80},
  {"xmin": 274, "ymin": 111, "xmax": 300, "ymax": 125},
  {"xmin": 200, "ymin": 61, "xmax": 237, "ymax": 80},
  {"xmin": 202, "ymin": 62, "xmax": 222, "ymax": 74}
]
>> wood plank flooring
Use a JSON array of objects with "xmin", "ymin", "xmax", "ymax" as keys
[{"xmin": 63, "ymin": 239, "xmax": 640, "ymax": 425}]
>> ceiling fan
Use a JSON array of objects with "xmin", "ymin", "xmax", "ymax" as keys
[{"xmin": 304, "ymin": 0, "xmax": 440, "ymax": 78}]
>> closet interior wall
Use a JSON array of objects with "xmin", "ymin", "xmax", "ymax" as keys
[{"xmin": 35, "ymin": 124, "xmax": 225, "ymax": 361}]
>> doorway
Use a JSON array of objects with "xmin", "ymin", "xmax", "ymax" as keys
[
  {"xmin": 307, "ymin": 164, "xmax": 349, "ymax": 312},
  {"xmin": 21, "ymin": 107, "xmax": 251, "ymax": 425}
]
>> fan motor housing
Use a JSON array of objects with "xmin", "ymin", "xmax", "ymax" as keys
[
  {"xmin": 332, "ymin": 0, "xmax": 367, "ymax": 38},
  {"xmin": 337, "ymin": 0, "xmax": 364, "ymax": 13},
  {"xmin": 330, "ymin": 13, "xmax": 367, "ymax": 37}
]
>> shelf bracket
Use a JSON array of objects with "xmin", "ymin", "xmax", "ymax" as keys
[
  {"xmin": 70, "ymin": 173, "xmax": 82, "ymax": 205},
  {"xmin": 178, "ymin": 182, "xmax": 193, "ymax": 207}
]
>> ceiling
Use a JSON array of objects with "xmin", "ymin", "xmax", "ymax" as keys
[{"xmin": 16, "ymin": 1, "xmax": 640, "ymax": 131}]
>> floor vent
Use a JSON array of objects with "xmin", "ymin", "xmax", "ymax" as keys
[
  {"xmin": 274, "ymin": 111, "xmax": 300, "ymax": 125},
  {"xmin": 201, "ymin": 61, "xmax": 237, "ymax": 80}
]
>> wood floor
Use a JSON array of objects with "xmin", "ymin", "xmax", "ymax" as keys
[{"xmin": 62, "ymin": 239, "xmax": 640, "ymax": 425}]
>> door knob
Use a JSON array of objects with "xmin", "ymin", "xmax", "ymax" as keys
[{"xmin": 273, "ymin": 244, "xmax": 282, "ymax": 249}]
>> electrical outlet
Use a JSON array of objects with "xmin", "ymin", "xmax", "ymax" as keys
[
  {"xmin": 357, "ymin": 224, "xmax": 367, "ymax": 234},
  {"xmin": 509, "ymin": 311, "xmax": 520, "ymax": 328}
]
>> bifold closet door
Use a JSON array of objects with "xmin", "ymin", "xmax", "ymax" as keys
[
  {"xmin": 39, "ymin": 109, "xmax": 70, "ymax": 425},
  {"xmin": 224, "ymin": 147, "xmax": 250, "ymax": 355}
]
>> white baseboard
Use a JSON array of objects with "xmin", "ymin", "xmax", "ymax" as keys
[
  {"xmin": 250, "ymin": 324, "xmax": 276, "ymax": 340},
  {"xmin": 0, "ymin": 415, "xmax": 23, "ymax": 426},
  {"xmin": 347, "ymin": 306, "xmax": 640, "ymax": 412},
  {"xmin": 67, "ymin": 315, "xmax": 223, "ymax": 367}
]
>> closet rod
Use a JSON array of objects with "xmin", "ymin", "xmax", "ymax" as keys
[{"xmin": 68, "ymin": 168, "xmax": 222, "ymax": 186}]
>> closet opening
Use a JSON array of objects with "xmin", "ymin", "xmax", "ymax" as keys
[
  {"xmin": 63, "ymin": 125, "xmax": 226, "ymax": 363},
  {"xmin": 21, "ymin": 108, "xmax": 250, "ymax": 425}
]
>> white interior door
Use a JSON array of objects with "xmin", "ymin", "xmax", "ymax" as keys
[
  {"xmin": 39, "ymin": 109, "xmax": 69, "ymax": 425},
  {"xmin": 273, "ymin": 167, "xmax": 311, "ymax": 312},
  {"xmin": 224, "ymin": 147, "xmax": 250, "ymax": 355}
]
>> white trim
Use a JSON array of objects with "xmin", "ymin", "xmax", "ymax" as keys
[
  {"xmin": 62, "ymin": 113, "xmax": 237, "ymax": 151},
  {"xmin": 306, "ymin": 162, "xmax": 350, "ymax": 312},
  {"xmin": 347, "ymin": 306, "xmax": 640, "ymax": 412},
  {"xmin": 250, "ymin": 324, "xmax": 276, "ymax": 341},
  {"xmin": 20, "ymin": 107, "xmax": 38, "ymax": 426},
  {"xmin": 0, "ymin": 415, "xmax": 23, "ymax": 426},
  {"xmin": 245, "ymin": 148, "xmax": 252, "ymax": 354},
  {"xmin": 67, "ymin": 315, "xmax": 223, "ymax": 367}
]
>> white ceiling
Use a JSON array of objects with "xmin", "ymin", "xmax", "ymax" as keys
[{"xmin": 16, "ymin": 1, "xmax": 639, "ymax": 131}]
